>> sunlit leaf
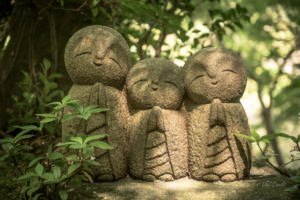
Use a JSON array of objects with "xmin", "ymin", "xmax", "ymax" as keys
[
  {"xmin": 35, "ymin": 163, "xmax": 44, "ymax": 176},
  {"xmin": 89, "ymin": 141, "xmax": 113, "ymax": 149},
  {"xmin": 28, "ymin": 157, "xmax": 44, "ymax": 168},
  {"xmin": 67, "ymin": 163, "xmax": 81, "ymax": 175},
  {"xmin": 59, "ymin": 190, "xmax": 68, "ymax": 200},
  {"xmin": 84, "ymin": 134, "xmax": 107, "ymax": 144}
]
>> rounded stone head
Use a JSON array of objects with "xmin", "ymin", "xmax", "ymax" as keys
[
  {"xmin": 184, "ymin": 48, "xmax": 247, "ymax": 104},
  {"xmin": 64, "ymin": 25, "xmax": 131, "ymax": 88},
  {"xmin": 126, "ymin": 58, "xmax": 184, "ymax": 110}
]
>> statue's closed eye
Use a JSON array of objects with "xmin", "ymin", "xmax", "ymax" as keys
[
  {"xmin": 222, "ymin": 69, "xmax": 237, "ymax": 74},
  {"xmin": 109, "ymin": 56, "xmax": 119, "ymax": 65},
  {"xmin": 75, "ymin": 51, "xmax": 91, "ymax": 57},
  {"xmin": 132, "ymin": 79, "xmax": 148, "ymax": 87},
  {"xmin": 164, "ymin": 80, "xmax": 178, "ymax": 88},
  {"xmin": 191, "ymin": 74, "xmax": 205, "ymax": 84}
]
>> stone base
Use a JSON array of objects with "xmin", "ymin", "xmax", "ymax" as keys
[{"xmin": 71, "ymin": 168, "xmax": 296, "ymax": 200}]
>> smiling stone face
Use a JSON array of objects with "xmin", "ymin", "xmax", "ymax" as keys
[
  {"xmin": 64, "ymin": 25, "xmax": 131, "ymax": 88},
  {"xmin": 184, "ymin": 48, "xmax": 247, "ymax": 104},
  {"xmin": 126, "ymin": 58, "xmax": 184, "ymax": 110}
]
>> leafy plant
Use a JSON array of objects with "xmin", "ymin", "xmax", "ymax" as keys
[
  {"xmin": 18, "ymin": 134, "xmax": 112, "ymax": 200},
  {"xmin": 236, "ymin": 130, "xmax": 300, "ymax": 191},
  {"xmin": 0, "ymin": 131, "xmax": 34, "ymax": 175},
  {"xmin": 7, "ymin": 58, "xmax": 64, "ymax": 130},
  {"xmin": 1, "ymin": 94, "xmax": 110, "ymax": 199},
  {"xmin": 207, "ymin": 3, "xmax": 250, "ymax": 41},
  {"xmin": 37, "ymin": 95, "xmax": 108, "ymax": 136}
]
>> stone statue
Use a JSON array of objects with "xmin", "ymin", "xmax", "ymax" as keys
[
  {"xmin": 62, "ymin": 25, "xmax": 131, "ymax": 181},
  {"xmin": 184, "ymin": 48, "xmax": 251, "ymax": 182},
  {"xmin": 126, "ymin": 58, "xmax": 188, "ymax": 181}
]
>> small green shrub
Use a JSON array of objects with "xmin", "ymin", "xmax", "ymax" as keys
[
  {"xmin": 7, "ymin": 58, "xmax": 64, "ymax": 130},
  {"xmin": 1, "ymin": 95, "xmax": 110, "ymax": 200},
  {"xmin": 0, "ymin": 131, "xmax": 34, "ymax": 176},
  {"xmin": 19, "ymin": 134, "xmax": 112, "ymax": 200},
  {"xmin": 236, "ymin": 130, "xmax": 300, "ymax": 191}
]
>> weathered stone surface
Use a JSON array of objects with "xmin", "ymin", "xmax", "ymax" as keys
[
  {"xmin": 70, "ymin": 168, "xmax": 295, "ymax": 200},
  {"xmin": 184, "ymin": 48, "xmax": 251, "ymax": 182},
  {"xmin": 126, "ymin": 58, "xmax": 188, "ymax": 181},
  {"xmin": 64, "ymin": 25, "xmax": 131, "ymax": 89},
  {"xmin": 62, "ymin": 25, "xmax": 131, "ymax": 181}
]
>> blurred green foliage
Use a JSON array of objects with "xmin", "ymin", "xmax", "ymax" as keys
[{"xmin": 0, "ymin": 0, "xmax": 300, "ymax": 195}]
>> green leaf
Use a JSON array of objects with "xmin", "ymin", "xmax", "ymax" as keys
[
  {"xmin": 235, "ymin": 133, "xmax": 255, "ymax": 142},
  {"xmin": 18, "ymin": 172, "xmax": 38, "ymax": 180},
  {"xmin": 66, "ymin": 154, "xmax": 79, "ymax": 161},
  {"xmin": 92, "ymin": 7, "xmax": 99, "ymax": 17},
  {"xmin": 89, "ymin": 141, "xmax": 113, "ymax": 149},
  {"xmin": 275, "ymin": 133, "xmax": 298, "ymax": 143},
  {"xmin": 52, "ymin": 166, "xmax": 61, "ymax": 179},
  {"xmin": 62, "ymin": 114, "xmax": 77, "ymax": 121},
  {"xmin": 69, "ymin": 143, "xmax": 84, "ymax": 149},
  {"xmin": 20, "ymin": 185, "xmax": 30, "ymax": 194},
  {"xmin": 48, "ymin": 152, "xmax": 64, "ymax": 160},
  {"xmin": 59, "ymin": 190, "xmax": 68, "ymax": 200},
  {"xmin": 28, "ymin": 157, "xmax": 44, "ymax": 168},
  {"xmin": 0, "ymin": 137, "xmax": 13, "ymax": 144},
  {"xmin": 40, "ymin": 117, "xmax": 56, "ymax": 124},
  {"xmin": 70, "ymin": 136, "xmax": 83, "ymax": 144},
  {"xmin": 27, "ymin": 182, "xmax": 41, "ymax": 197},
  {"xmin": 56, "ymin": 141, "xmax": 77, "ymax": 147},
  {"xmin": 14, "ymin": 130, "xmax": 35, "ymax": 143},
  {"xmin": 251, "ymin": 130, "xmax": 261, "ymax": 141},
  {"xmin": 291, "ymin": 176, "xmax": 300, "ymax": 183},
  {"xmin": 36, "ymin": 113, "xmax": 56, "ymax": 118},
  {"xmin": 35, "ymin": 163, "xmax": 44, "ymax": 176},
  {"xmin": 84, "ymin": 134, "xmax": 107, "ymax": 144},
  {"xmin": 32, "ymin": 193, "xmax": 42, "ymax": 200},
  {"xmin": 285, "ymin": 184, "xmax": 299, "ymax": 192},
  {"xmin": 41, "ymin": 172, "xmax": 54, "ymax": 181},
  {"xmin": 67, "ymin": 163, "xmax": 81, "ymax": 175},
  {"xmin": 260, "ymin": 134, "xmax": 276, "ymax": 143},
  {"xmin": 42, "ymin": 58, "xmax": 51, "ymax": 70},
  {"xmin": 85, "ymin": 160, "xmax": 101, "ymax": 166},
  {"xmin": 297, "ymin": 135, "xmax": 300, "ymax": 143},
  {"xmin": 88, "ymin": 107, "xmax": 109, "ymax": 113}
]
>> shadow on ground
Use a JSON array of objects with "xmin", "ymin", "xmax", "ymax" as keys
[{"xmin": 71, "ymin": 167, "xmax": 298, "ymax": 200}]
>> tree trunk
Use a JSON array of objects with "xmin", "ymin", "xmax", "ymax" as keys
[
  {"xmin": 262, "ymin": 107, "xmax": 284, "ymax": 166},
  {"xmin": 0, "ymin": 0, "xmax": 91, "ymax": 129}
]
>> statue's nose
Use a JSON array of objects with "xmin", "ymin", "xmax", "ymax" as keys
[
  {"xmin": 93, "ymin": 50, "xmax": 106, "ymax": 66},
  {"xmin": 151, "ymin": 82, "xmax": 159, "ymax": 90}
]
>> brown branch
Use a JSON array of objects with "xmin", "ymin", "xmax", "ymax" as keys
[
  {"xmin": 281, "ymin": 158, "xmax": 300, "ymax": 167},
  {"xmin": 37, "ymin": 0, "xmax": 89, "ymax": 15},
  {"xmin": 48, "ymin": 11, "xmax": 58, "ymax": 72},
  {"xmin": 253, "ymin": 48, "xmax": 295, "ymax": 166},
  {"xmin": 48, "ymin": 0, "xmax": 89, "ymax": 12},
  {"xmin": 257, "ymin": 142, "xmax": 290, "ymax": 177},
  {"xmin": 268, "ymin": 48, "xmax": 294, "ymax": 108},
  {"xmin": 28, "ymin": 17, "xmax": 37, "ymax": 83},
  {"xmin": 0, "ymin": 20, "xmax": 9, "ymax": 50},
  {"xmin": 0, "ymin": 7, "xmax": 27, "ymax": 84},
  {"xmin": 257, "ymin": 84, "xmax": 267, "ymax": 111},
  {"xmin": 154, "ymin": 27, "xmax": 167, "ymax": 57},
  {"xmin": 137, "ymin": 25, "xmax": 154, "ymax": 59}
]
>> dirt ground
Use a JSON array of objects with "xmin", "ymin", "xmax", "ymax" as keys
[{"xmin": 71, "ymin": 167, "xmax": 299, "ymax": 200}]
